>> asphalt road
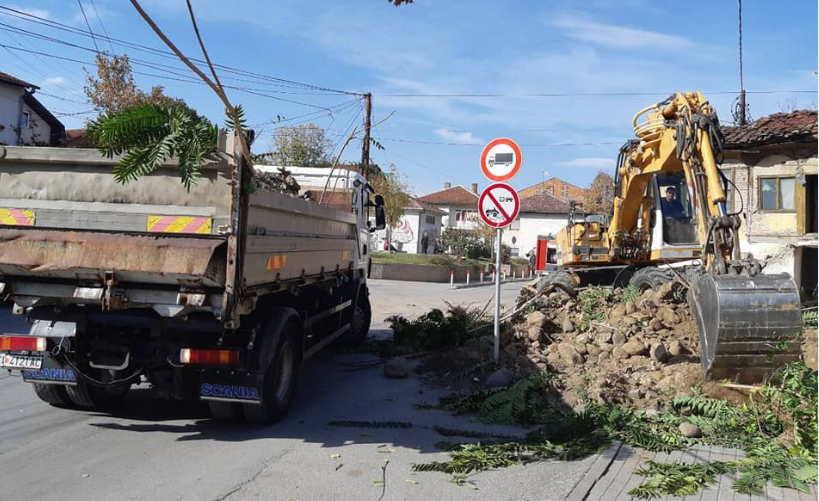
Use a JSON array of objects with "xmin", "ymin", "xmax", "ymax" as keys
[{"xmin": 0, "ymin": 279, "xmax": 601, "ymax": 501}]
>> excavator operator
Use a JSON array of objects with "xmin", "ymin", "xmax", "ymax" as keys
[{"xmin": 661, "ymin": 186, "xmax": 685, "ymax": 217}]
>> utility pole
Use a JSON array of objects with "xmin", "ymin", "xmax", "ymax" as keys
[{"xmin": 361, "ymin": 93, "xmax": 372, "ymax": 180}]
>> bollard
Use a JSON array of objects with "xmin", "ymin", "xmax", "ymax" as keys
[
  {"xmin": 480, "ymin": 270, "xmax": 485, "ymax": 282},
  {"xmin": 466, "ymin": 270, "xmax": 471, "ymax": 285},
  {"xmin": 450, "ymin": 270, "xmax": 454, "ymax": 286}
]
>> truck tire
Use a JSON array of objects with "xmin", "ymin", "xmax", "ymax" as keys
[
  {"xmin": 343, "ymin": 289, "xmax": 372, "ymax": 347},
  {"xmin": 65, "ymin": 370, "xmax": 131, "ymax": 409},
  {"xmin": 244, "ymin": 320, "xmax": 300, "ymax": 424},
  {"xmin": 629, "ymin": 267, "xmax": 675, "ymax": 292},
  {"xmin": 32, "ymin": 383, "xmax": 73, "ymax": 407}
]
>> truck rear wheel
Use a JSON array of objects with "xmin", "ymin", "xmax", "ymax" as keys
[
  {"xmin": 343, "ymin": 289, "xmax": 372, "ymax": 347},
  {"xmin": 32, "ymin": 383, "xmax": 73, "ymax": 407},
  {"xmin": 65, "ymin": 369, "xmax": 131, "ymax": 409},
  {"xmin": 244, "ymin": 320, "xmax": 300, "ymax": 424}
]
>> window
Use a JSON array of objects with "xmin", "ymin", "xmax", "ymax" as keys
[
  {"xmin": 562, "ymin": 184, "xmax": 569, "ymax": 197},
  {"xmin": 546, "ymin": 186, "xmax": 554, "ymax": 196},
  {"xmin": 510, "ymin": 217, "xmax": 520, "ymax": 230},
  {"xmin": 20, "ymin": 111, "xmax": 30, "ymax": 128},
  {"xmin": 455, "ymin": 210, "xmax": 463, "ymax": 222},
  {"xmin": 510, "ymin": 247, "xmax": 519, "ymax": 257},
  {"xmin": 425, "ymin": 215, "xmax": 435, "ymax": 224},
  {"xmin": 760, "ymin": 177, "xmax": 795, "ymax": 211}
]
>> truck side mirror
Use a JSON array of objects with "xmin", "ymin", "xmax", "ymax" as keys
[
  {"xmin": 374, "ymin": 206, "xmax": 386, "ymax": 230},
  {"xmin": 375, "ymin": 195, "xmax": 385, "ymax": 207}
]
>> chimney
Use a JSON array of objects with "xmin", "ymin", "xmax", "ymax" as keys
[
  {"xmin": 444, "ymin": 182, "xmax": 451, "ymax": 189},
  {"xmin": 471, "ymin": 183, "xmax": 478, "ymax": 194}
]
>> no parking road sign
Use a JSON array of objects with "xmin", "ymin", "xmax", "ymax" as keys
[
  {"xmin": 478, "ymin": 183, "xmax": 520, "ymax": 228},
  {"xmin": 480, "ymin": 138, "xmax": 522, "ymax": 182}
]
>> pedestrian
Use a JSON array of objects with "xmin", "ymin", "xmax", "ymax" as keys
[
  {"xmin": 528, "ymin": 249, "xmax": 536, "ymax": 271},
  {"xmin": 420, "ymin": 231, "xmax": 429, "ymax": 254}
]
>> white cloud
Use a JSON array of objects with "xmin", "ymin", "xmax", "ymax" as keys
[
  {"xmin": 557, "ymin": 157, "xmax": 615, "ymax": 169},
  {"xmin": 434, "ymin": 128, "xmax": 482, "ymax": 144},
  {"xmin": 6, "ymin": 5, "xmax": 50, "ymax": 19},
  {"xmin": 551, "ymin": 13, "xmax": 696, "ymax": 50},
  {"xmin": 42, "ymin": 76, "xmax": 66, "ymax": 87}
]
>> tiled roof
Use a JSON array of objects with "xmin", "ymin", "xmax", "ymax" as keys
[
  {"xmin": 519, "ymin": 191, "xmax": 571, "ymax": 214},
  {"xmin": 417, "ymin": 185, "xmax": 478, "ymax": 205},
  {"xmin": 723, "ymin": 110, "xmax": 818, "ymax": 148},
  {"xmin": 0, "ymin": 70, "xmax": 37, "ymax": 89},
  {"xmin": 405, "ymin": 197, "xmax": 446, "ymax": 215}
]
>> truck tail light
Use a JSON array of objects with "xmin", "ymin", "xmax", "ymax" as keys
[
  {"xmin": 0, "ymin": 335, "xmax": 47, "ymax": 352},
  {"xmin": 179, "ymin": 348, "xmax": 239, "ymax": 365}
]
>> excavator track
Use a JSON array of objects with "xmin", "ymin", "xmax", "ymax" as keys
[{"xmin": 688, "ymin": 273, "xmax": 803, "ymax": 384}]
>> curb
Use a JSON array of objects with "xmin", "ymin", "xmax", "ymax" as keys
[
  {"xmin": 451, "ymin": 277, "xmax": 531, "ymax": 289},
  {"xmin": 565, "ymin": 441, "xmax": 623, "ymax": 501}
]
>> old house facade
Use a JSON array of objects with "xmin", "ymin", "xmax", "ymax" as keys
[
  {"xmin": 519, "ymin": 177, "xmax": 587, "ymax": 201},
  {"xmin": 374, "ymin": 197, "xmax": 445, "ymax": 254},
  {"xmin": 501, "ymin": 191, "xmax": 570, "ymax": 257},
  {"xmin": 721, "ymin": 110, "xmax": 818, "ymax": 302},
  {"xmin": 0, "ymin": 71, "xmax": 64, "ymax": 146},
  {"xmin": 417, "ymin": 182, "xmax": 480, "ymax": 230}
]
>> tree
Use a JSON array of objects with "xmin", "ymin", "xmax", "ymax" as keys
[
  {"xmin": 583, "ymin": 171, "xmax": 615, "ymax": 215},
  {"xmin": 370, "ymin": 164, "xmax": 412, "ymax": 245},
  {"xmin": 84, "ymin": 53, "xmax": 205, "ymax": 121},
  {"xmin": 270, "ymin": 124, "xmax": 333, "ymax": 166}
]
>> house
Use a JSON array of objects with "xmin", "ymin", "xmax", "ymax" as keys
[
  {"xmin": 720, "ymin": 109, "xmax": 818, "ymax": 302},
  {"xmin": 501, "ymin": 191, "xmax": 570, "ymax": 257},
  {"xmin": 0, "ymin": 71, "xmax": 64, "ymax": 146},
  {"xmin": 418, "ymin": 182, "xmax": 480, "ymax": 230},
  {"xmin": 519, "ymin": 177, "xmax": 587, "ymax": 200},
  {"xmin": 374, "ymin": 196, "xmax": 446, "ymax": 254}
]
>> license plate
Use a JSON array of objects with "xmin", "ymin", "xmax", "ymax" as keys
[{"xmin": 1, "ymin": 353, "xmax": 43, "ymax": 369}]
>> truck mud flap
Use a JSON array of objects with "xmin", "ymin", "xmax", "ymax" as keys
[
  {"xmin": 198, "ymin": 370, "xmax": 265, "ymax": 405},
  {"xmin": 20, "ymin": 355, "xmax": 78, "ymax": 386}
]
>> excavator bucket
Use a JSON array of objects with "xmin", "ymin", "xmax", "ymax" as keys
[{"xmin": 688, "ymin": 273, "xmax": 803, "ymax": 384}]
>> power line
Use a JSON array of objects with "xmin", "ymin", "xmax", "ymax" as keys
[
  {"xmin": 378, "ymin": 90, "xmax": 817, "ymax": 98},
  {"xmin": 87, "ymin": 0, "xmax": 114, "ymax": 53},
  {"xmin": 75, "ymin": 0, "xmax": 99, "ymax": 53},
  {"xmin": 0, "ymin": 5, "xmax": 362, "ymax": 96},
  {"xmin": 377, "ymin": 137, "xmax": 622, "ymax": 147}
]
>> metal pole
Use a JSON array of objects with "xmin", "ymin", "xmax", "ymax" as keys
[
  {"xmin": 493, "ymin": 227, "xmax": 502, "ymax": 363},
  {"xmin": 361, "ymin": 93, "xmax": 372, "ymax": 180}
]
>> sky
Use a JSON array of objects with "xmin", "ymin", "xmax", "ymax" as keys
[{"xmin": 1, "ymin": 0, "xmax": 816, "ymax": 196}]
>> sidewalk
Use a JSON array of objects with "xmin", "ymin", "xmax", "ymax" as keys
[{"xmin": 568, "ymin": 442, "xmax": 817, "ymax": 501}]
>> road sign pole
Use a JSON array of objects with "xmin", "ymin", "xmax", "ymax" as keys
[{"xmin": 493, "ymin": 227, "xmax": 502, "ymax": 363}]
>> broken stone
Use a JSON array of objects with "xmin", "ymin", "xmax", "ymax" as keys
[
  {"xmin": 546, "ymin": 350, "xmax": 562, "ymax": 365},
  {"xmin": 557, "ymin": 343, "xmax": 584, "ymax": 366},
  {"xmin": 668, "ymin": 340, "xmax": 683, "ymax": 357},
  {"xmin": 599, "ymin": 342, "xmax": 614, "ymax": 352},
  {"xmin": 575, "ymin": 333, "xmax": 590, "ymax": 344},
  {"xmin": 633, "ymin": 313, "xmax": 651, "ymax": 323},
  {"xmin": 656, "ymin": 282, "xmax": 674, "ymax": 301},
  {"xmin": 575, "ymin": 344, "xmax": 588, "ymax": 355},
  {"xmin": 648, "ymin": 318, "xmax": 664, "ymax": 332},
  {"xmin": 527, "ymin": 324, "xmax": 542, "ymax": 342},
  {"xmin": 486, "ymin": 368, "xmax": 514, "ymax": 388},
  {"xmin": 609, "ymin": 304, "xmax": 626, "ymax": 321},
  {"xmin": 625, "ymin": 301, "xmax": 637, "ymax": 315},
  {"xmin": 658, "ymin": 307, "xmax": 680, "ymax": 325},
  {"xmin": 650, "ymin": 342, "xmax": 669, "ymax": 363},
  {"xmin": 562, "ymin": 317, "xmax": 576, "ymax": 333},
  {"xmin": 612, "ymin": 347, "xmax": 627, "ymax": 360},
  {"xmin": 527, "ymin": 311, "xmax": 547, "ymax": 328},
  {"xmin": 594, "ymin": 330, "xmax": 612, "ymax": 344},
  {"xmin": 383, "ymin": 357, "xmax": 410, "ymax": 379},
  {"xmin": 627, "ymin": 388, "xmax": 644, "ymax": 400},
  {"xmin": 623, "ymin": 340, "xmax": 648, "ymax": 357},
  {"xmin": 612, "ymin": 331, "xmax": 627, "ymax": 347},
  {"xmin": 587, "ymin": 344, "xmax": 602, "ymax": 357},
  {"xmin": 678, "ymin": 422, "xmax": 702, "ymax": 438}
]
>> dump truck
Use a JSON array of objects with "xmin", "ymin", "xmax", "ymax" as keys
[{"xmin": 0, "ymin": 133, "xmax": 385, "ymax": 423}]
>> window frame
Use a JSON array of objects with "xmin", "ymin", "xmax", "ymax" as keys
[
  {"xmin": 20, "ymin": 111, "xmax": 30, "ymax": 128},
  {"xmin": 758, "ymin": 176, "xmax": 796, "ymax": 213}
]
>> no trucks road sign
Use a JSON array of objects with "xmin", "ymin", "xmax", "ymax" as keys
[
  {"xmin": 478, "ymin": 183, "xmax": 520, "ymax": 228},
  {"xmin": 480, "ymin": 138, "xmax": 522, "ymax": 182}
]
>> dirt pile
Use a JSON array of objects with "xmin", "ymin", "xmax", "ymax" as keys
[{"xmin": 502, "ymin": 284, "xmax": 703, "ymax": 411}]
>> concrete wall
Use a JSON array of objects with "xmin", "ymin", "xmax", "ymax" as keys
[
  {"xmin": 0, "ymin": 83, "xmax": 24, "ymax": 146},
  {"xmin": 369, "ymin": 262, "xmax": 530, "ymax": 283},
  {"xmin": 18, "ymin": 101, "xmax": 52, "ymax": 146},
  {"xmin": 502, "ymin": 213, "xmax": 566, "ymax": 257}
]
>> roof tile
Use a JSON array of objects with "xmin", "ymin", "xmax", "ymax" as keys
[
  {"xmin": 418, "ymin": 185, "xmax": 479, "ymax": 205},
  {"xmin": 723, "ymin": 110, "xmax": 818, "ymax": 148}
]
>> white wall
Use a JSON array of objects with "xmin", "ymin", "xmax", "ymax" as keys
[
  {"xmin": 417, "ymin": 212, "xmax": 442, "ymax": 253},
  {"xmin": 502, "ymin": 213, "xmax": 566, "ymax": 257},
  {"xmin": 0, "ymin": 83, "xmax": 24, "ymax": 145},
  {"xmin": 19, "ymin": 101, "xmax": 52, "ymax": 146},
  {"xmin": 374, "ymin": 210, "xmax": 443, "ymax": 254},
  {"xmin": 441, "ymin": 203, "xmax": 479, "ymax": 230}
]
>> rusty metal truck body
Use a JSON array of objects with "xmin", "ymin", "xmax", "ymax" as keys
[{"xmin": 0, "ymin": 134, "xmax": 382, "ymax": 422}]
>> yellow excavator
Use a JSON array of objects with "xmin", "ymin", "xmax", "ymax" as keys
[{"xmin": 542, "ymin": 91, "xmax": 802, "ymax": 384}]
